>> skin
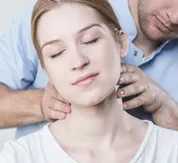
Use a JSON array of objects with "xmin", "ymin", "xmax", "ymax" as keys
[
  {"xmin": 1, "ymin": 0, "xmax": 178, "ymax": 132},
  {"xmin": 130, "ymin": 0, "xmax": 178, "ymax": 55},
  {"xmin": 45, "ymin": 0, "xmax": 178, "ymax": 131},
  {"xmin": 118, "ymin": 63, "xmax": 178, "ymax": 130},
  {"xmin": 0, "ymin": 85, "xmax": 44, "ymax": 128},
  {"xmin": 116, "ymin": 0, "xmax": 178, "ymax": 130},
  {"xmin": 37, "ymin": 3, "xmax": 147, "ymax": 163},
  {"xmin": 39, "ymin": 6, "xmax": 123, "ymax": 107},
  {"xmin": 137, "ymin": 0, "xmax": 178, "ymax": 42}
]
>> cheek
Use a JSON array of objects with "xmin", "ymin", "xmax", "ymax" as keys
[
  {"xmin": 44, "ymin": 59, "xmax": 69, "ymax": 90},
  {"xmin": 146, "ymin": 0, "xmax": 166, "ymax": 13},
  {"xmin": 96, "ymin": 41, "xmax": 121, "ymax": 72},
  {"xmin": 91, "ymin": 41, "xmax": 121, "ymax": 83}
]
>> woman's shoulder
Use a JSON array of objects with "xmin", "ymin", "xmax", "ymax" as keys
[
  {"xmin": 0, "ymin": 125, "xmax": 49, "ymax": 163},
  {"xmin": 132, "ymin": 122, "xmax": 178, "ymax": 163},
  {"xmin": 152, "ymin": 124, "xmax": 178, "ymax": 143},
  {"xmin": 12, "ymin": 124, "xmax": 49, "ymax": 148},
  {"xmin": 144, "ymin": 121, "xmax": 178, "ymax": 150},
  {"xmin": 142, "ymin": 123, "xmax": 178, "ymax": 162}
]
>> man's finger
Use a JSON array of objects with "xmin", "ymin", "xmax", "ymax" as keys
[
  {"xmin": 122, "ymin": 95, "xmax": 146, "ymax": 110},
  {"xmin": 122, "ymin": 91, "xmax": 157, "ymax": 110},
  {"xmin": 118, "ymin": 72, "xmax": 139, "ymax": 85},
  {"xmin": 49, "ymin": 109, "xmax": 66, "ymax": 120},
  {"xmin": 121, "ymin": 63, "xmax": 136, "ymax": 73},
  {"xmin": 51, "ymin": 98, "xmax": 71, "ymax": 113},
  {"xmin": 56, "ymin": 93, "xmax": 71, "ymax": 105},
  {"xmin": 117, "ymin": 82, "xmax": 146, "ymax": 98}
]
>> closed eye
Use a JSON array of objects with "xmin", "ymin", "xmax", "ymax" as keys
[
  {"xmin": 50, "ymin": 50, "xmax": 65, "ymax": 59},
  {"xmin": 83, "ymin": 38, "xmax": 99, "ymax": 45}
]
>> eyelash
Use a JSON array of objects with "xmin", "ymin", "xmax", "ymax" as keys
[
  {"xmin": 51, "ymin": 50, "xmax": 65, "ymax": 59},
  {"xmin": 83, "ymin": 38, "xmax": 99, "ymax": 45},
  {"xmin": 50, "ymin": 39, "xmax": 99, "ymax": 59}
]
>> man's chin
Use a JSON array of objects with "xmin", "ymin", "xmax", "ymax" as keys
[
  {"xmin": 144, "ymin": 28, "xmax": 172, "ymax": 42},
  {"xmin": 146, "ymin": 34, "xmax": 167, "ymax": 43}
]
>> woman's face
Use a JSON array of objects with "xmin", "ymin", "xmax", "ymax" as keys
[{"xmin": 37, "ymin": 3, "xmax": 127, "ymax": 107}]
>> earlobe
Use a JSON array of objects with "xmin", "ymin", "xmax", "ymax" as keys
[{"xmin": 117, "ymin": 30, "xmax": 128, "ymax": 58}]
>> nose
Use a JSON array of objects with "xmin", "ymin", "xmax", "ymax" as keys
[
  {"xmin": 167, "ymin": 11, "xmax": 178, "ymax": 25},
  {"xmin": 70, "ymin": 48, "xmax": 90, "ymax": 71}
]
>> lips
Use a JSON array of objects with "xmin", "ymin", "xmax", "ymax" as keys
[
  {"xmin": 155, "ymin": 15, "xmax": 173, "ymax": 32},
  {"xmin": 72, "ymin": 73, "xmax": 99, "ymax": 86}
]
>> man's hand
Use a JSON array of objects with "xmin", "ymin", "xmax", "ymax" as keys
[
  {"xmin": 41, "ymin": 82, "xmax": 71, "ymax": 122},
  {"xmin": 117, "ymin": 63, "xmax": 171, "ymax": 113},
  {"xmin": 117, "ymin": 63, "xmax": 178, "ymax": 130}
]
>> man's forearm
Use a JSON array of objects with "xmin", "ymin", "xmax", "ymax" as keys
[
  {"xmin": 0, "ymin": 84, "xmax": 45, "ymax": 128},
  {"xmin": 152, "ymin": 97, "xmax": 178, "ymax": 131}
]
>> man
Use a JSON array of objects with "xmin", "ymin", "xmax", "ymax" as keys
[{"xmin": 0, "ymin": 0, "xmax": 178, "ymax": 138}]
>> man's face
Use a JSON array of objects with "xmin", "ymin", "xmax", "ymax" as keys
[{"xmin": 138, "ymin": 0, "xmax": 178, "ymax": 42}]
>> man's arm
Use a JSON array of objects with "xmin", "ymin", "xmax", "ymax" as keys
[
  {"xmin": 0, "ymin": 1, "xmax": 45, "ymax": 128},
  {"xmin": 0, "ymin": 82, "xmax": 71, "ymax": 128},
  {"xmin": 0, "ymin": 1, "xmax": 70, "ymax": 129},
  {"xmin": 152, "ymin": 95, "xmax": 178, "ymax": 130},
  {"xmin": 0, "ymin": 84, "xmax": 44, "ymax": 128}
]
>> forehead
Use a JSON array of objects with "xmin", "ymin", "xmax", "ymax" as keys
[{"xmin": 37, "ymin": 3, "xmax": 103, "ymax": 46}]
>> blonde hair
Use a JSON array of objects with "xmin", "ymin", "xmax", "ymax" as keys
[{"xmin": 31, "ymin": 0, "xmax": 121, "ymax": 67}]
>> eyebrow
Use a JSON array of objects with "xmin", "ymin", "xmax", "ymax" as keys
[{"xmin": 41, "ymin": 23, "xmax": 101, "ymax": 50}]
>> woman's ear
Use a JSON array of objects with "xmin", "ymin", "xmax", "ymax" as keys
[{"xmin": 116, "ymin": 30, "xmax": 128, "ymax": 58}]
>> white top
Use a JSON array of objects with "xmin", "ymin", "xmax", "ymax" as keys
[{"xmin": 0, "ymin": 121, "xmax": 178, "ymax": 163}]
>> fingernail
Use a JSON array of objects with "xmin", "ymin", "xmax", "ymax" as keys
[
  {"xmin": 67, "ymin": 106, "xmax": 71, "ymax": 113},
  {"xmin": 119, "ymin": 76, "xmax": 123, "ymax": 83},
  {"xmin": 60, "ymin": 113, "xmax": 66, "ymax": 118},
  {"xmin": 67, "ymin": 109, "xmax": 71, "ymax": 113},
  {"xmin": 120, "ymin": 90, "xmax": 124, "ymax": 96},
  {"xmin": 123, "ymin": 103, "xmax": 127, "ymax": 109}
]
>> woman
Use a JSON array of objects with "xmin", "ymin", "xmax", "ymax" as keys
[{"xmin": 0, "ymin": 0, "xmax": 178, "ymax": 162}]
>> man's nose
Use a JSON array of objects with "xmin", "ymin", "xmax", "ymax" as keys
[{"xmin": 167, "ymin": 11, "xmax": 178, "ymax": 25}]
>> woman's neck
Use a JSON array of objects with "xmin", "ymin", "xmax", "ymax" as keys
[{"xmin": 50, "ymin": 92, "xmax": 135, "ymax": 148}]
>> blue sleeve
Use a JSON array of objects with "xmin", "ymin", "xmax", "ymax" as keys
[{"xmin": 0, "ymin": 0, "xmax": 38, "ymax": 91}]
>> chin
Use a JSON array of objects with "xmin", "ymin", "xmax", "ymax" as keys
[
  {"xmin": 71, "ymin": 87, "xmax": 116, "ymax": 108},
  {"xmin": 143, "ymin": 29, "xmax": 167, "ymax": 42},
  {"xmin": 76, "ymin": 94, "xmax": 105, "ymax": 108}
]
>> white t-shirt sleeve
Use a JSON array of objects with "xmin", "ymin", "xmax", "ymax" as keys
[
  {"xmin": 133, "ymin": 123, "xmax": 178, "ymax": 163},
  {"xmin": 0, "ymin": 126, "xmax": 76, "ymax": 163},
  {"xmin": 0, "ymin": 137, "xmax": 34, "ymax": 163},
  {"xmin": 0, "ymin": 141, "xmax": 19, "ymax": 163}
]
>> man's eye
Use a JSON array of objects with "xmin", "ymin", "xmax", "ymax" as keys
[
  {"xmin": 83, "ymin": 38, "xmax": 99, "ymax": 45},
  {"xmin": 50, "ymin": 50, "xmax": 65, "ymax": 59}
]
